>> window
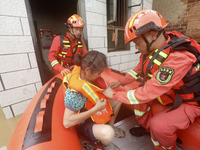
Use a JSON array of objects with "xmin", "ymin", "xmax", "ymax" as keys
[{"xmin": 107, "ymin": 0, "xmax": 129, "ymax": 52}]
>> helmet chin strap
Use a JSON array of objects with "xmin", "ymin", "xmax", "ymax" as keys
[
  {"xmin": 141, "ymin": 30, "xmax": 163, "ymax": 54},
  {"xmin": 69, "ymin": 26, "xmax": 81, "ymax": 40}
]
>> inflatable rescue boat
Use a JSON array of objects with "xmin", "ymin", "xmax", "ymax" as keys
[{"xmin": 7, "ymin": 68, "xmax": 200, "ymax": 150}]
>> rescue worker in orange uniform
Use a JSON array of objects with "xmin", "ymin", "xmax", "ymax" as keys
[
  {"xmin": 103, "ymin": 9, "xmax": 200, "ymax": 150},
  {"xmin": 48, "ymin": 14, "xmax": 88, "ymax": 76},
  {"xmin": 63, "ymin": 51, "xmax": 124, "ymax": 150}
]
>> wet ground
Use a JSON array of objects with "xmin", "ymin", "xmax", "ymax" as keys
[{"xmin": 0, "ymin": 106, "xmax": 21, "ymax": 149}]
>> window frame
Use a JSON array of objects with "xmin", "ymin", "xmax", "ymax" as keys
[
  {"xmin": 107, "ymin": 26, "xmax": 127, "ymax": 52},
  {"xmin": 107, "ymin": 0, "xmax": 117, "ymax": 24},
  {"xmin": 107, "ymin": 0, "xmax": 129, "ymax": 52}
]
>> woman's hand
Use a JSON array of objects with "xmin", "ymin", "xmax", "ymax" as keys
[
  {"xmin": 95, "ymin": 98, "xmax": 107, "ymax": 111},
  {"xmin": 109, "ymin": 82, "xmax": 121, "ymax": 88},
  {"xmin": 103, "ymin": 86, "xmax": 115, "ymax": 99}
]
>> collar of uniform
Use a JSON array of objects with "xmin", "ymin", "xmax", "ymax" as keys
[
  {"xmin": 157, "ymin": 34, "xmax": 171, "ymax": 50},
  {"xmin": 66, "ymin": 32, "xmax": 78, "ymax": 45},
  {"xmin": 144, "ymin": 34, "xmax": 170, "ymax": 58}
]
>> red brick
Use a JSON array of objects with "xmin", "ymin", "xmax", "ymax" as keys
[
  {"xmin": 188, "ymin": 0, "xmax": 196, "ymax": 4},
  {"xmin": 184, "ymin": 0, "xmax": 188, "ymax": 5},
  {"xmin": 190, "ymin": 29, "xmax": 199, "ymax": 34},
  {"xmin": 190, "ymin": 6, "xmax": 199, "ymax": 11},
  {"xmin": 195, "ymin": 14, "xmax": 200, "ymax": 19},
  {"xmin": 188, "ymin": 21, "xmax": 200, "ymax": 27}
]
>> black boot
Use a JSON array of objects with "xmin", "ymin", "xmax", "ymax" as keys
[{"xmin": 129, "ymin": 126, "xmax": 149, "ymax": 137}]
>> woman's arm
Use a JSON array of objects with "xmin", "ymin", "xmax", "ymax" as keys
[{"xmin": 63, "ymin": 98, "xmax": 107, "ymax": 128}]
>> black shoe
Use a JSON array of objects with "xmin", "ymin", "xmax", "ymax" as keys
[{"xmin": 129, "ymin": 126, "xmax": 149, "ymax": 137}]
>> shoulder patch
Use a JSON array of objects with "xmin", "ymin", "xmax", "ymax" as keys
[{"xmin": 156, "ymin": 66, "xmax": 174, "ymax": 85}]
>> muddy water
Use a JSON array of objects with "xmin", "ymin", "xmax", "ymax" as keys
[{"xmin": 0, "ymin": 107, "xmax": 22, "ymax": 148}]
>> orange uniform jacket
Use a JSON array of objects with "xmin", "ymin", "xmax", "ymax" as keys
[
  {"xmin": 113, "ymin": 31, "xmax": 200, "ymax": 129},
  {"xmin": 48, "ymin": 32, "xmax": 88, "ymax": 75},
  {"xmin": 114, "ymin": 32, "xmax": 199, "ymax": 106}
]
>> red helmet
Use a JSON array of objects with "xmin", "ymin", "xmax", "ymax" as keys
[
  {"xmin": 66, "ymin": 14, "xmax": 84, "ymax": 28},
  {"xmin": 125, "ymin": 9, "xmax": 169, "ymax": 44}
]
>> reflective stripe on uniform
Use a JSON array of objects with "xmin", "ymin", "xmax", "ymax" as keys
[
  {"xmin": 159, "ymin": 51, "xmax": 168, "ymax": 58},
  {"xmin": 51, "ymin": 60, "xmax": 59, "ymax": 67},
  {"xmin": 195, "ymin": 63, "xmax": 200, "ymax": 70},
  {"xmin": 149, "ymin": 55, "xmax": 161, "ymax": 66},
  {"xmin": 58, "ymin": 54, "xmax": 62, "ymax": 57},
  {"xmin": 153, "ymin": 59, "xmax": 162, "ymax": 66},
  {"xmin": 128, "ymin": 70, "xmax": 138, "ymax": 79},
  {"xmin": 62, "ymin": 52, "xmax": 67, "ymax": 54},
  {"xmin": 134, "ymin": 106, "xmax": 150, "ymax": 117},
  {"xmin": 148, "ymin": 73, "xmax": 153, "ymax": 78},
  {"xmin": 151, "ymin": 138, "xmax": 174, "ymax": 149},
  {"xmin": 154, "ymin": 49, "xmax": 168, "ymax": 58},
  {"xmin": 63, "ymin": 41, "xmax": 70, "ymax": 43},
  {"xmin": 151, "ymin": 138, "xmax": 160, "ymax": 146},
  {"xmin": 78, "ymin": 45, "xmax": 83, "ymax": 47},
  {"xmin": 82, "ymin": 83, "xmax": 98, "ymax": 103},
  {"xmin": 127, "ymin": 90, "xmax": 139, "ymax": 104},
  {"xmin": 161, "ymin": 146, "xmax": 173, "ymax": 150},
  {"xmin": 63, "ymin": 44, "xmax": 70, "ymax": 47},
  {"xmin": 157, "ymin": 96, "xmax": 166, "ymax": 105},
  {"xmin": 149, "ymin": 49, "xmax": 168, "ymax": 66}
]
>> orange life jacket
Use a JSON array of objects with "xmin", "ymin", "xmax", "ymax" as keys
[
  {"xmin": 63, "ymin": 66, "xmax": 114, "ymax": 124},
  {"xmin": 57, "ymin": 34, "xmax": 83, "ymax": 68},
  {"xmin": 139, "ymin": 31, "xmax": 200, "ymax": 111}
]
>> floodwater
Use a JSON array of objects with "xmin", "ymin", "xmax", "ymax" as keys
[{"xmin": 0, "ymin": 106, "xmax": 22, "ymax": 148}]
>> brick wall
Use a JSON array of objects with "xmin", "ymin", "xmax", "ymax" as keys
[
  {"xmin": 153, "ymin": 0, "xmax": 200, "ymax": 42},
  {"xmin": 0, "ymin": 0, "xmax": 42, "ymax": 119}
]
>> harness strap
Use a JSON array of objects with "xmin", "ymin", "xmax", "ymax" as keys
[
  {"xmin": 59, "ymin": 34, "xmax": 83, "ymax": 66},
  {"xmin": 140, "ymin": 34, "xmax": 200, "ymax": 111},
  {"xmin": 167, "ymin": 93, "xmax": 183, "ymax": 112},
  {"xmin": 174, "ymin": 82, "xmax": 200, "ymax": 94},
  {"xmin": 140, "ymin": 44, "xmax": 170, "ymax": 86},
  {"xmin": 169, "ymin": 37, "xmax": 188, "ymax": 49},
  {"xmin": 181, "ymin": 77, "xmax": 200, "ymax": 88},
  {"xmin": 59, "ymin": 33, "xmax": 66, "ymax": 47},
  {"xmin": 71, "ymin": 39, "xmax": 82, "ymax": 64},
  {"xmin": 140, "ymin": 37, "xmax": 189, "ymax": 87}
]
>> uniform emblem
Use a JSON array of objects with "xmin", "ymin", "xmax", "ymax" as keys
[
  {"xmin": 63, "ymin": 47, "xmax": 68, "ymax": 50},
  {"xmin": 156, "ymin": 66, "xmax": 174, "ymax": 85}
]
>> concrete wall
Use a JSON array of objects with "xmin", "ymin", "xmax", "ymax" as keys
[
  {"xmin": 85, "ymin": 0, "xmax": 153, "ymax": 72},
  {"xmin": 153, "ymin": 0, "xmax": 200, "ymax": 42},
  {"xmin": 0, "ymin": 0, "xmax": 42, "ymax": 119}
]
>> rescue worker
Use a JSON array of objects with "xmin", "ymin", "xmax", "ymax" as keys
[
  {"xmin": 103, "ymin": 9, "xmax": 200, "ymax": 150},
  {"xmin": 48, "ymin": 14, "xmax": 88, "ymax": 76},
  {"xmin": 63, "ymin": 51, "xmax": 125, "ymax": 150}
]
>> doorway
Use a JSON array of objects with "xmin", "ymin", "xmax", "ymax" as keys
[{"xmin": 25, "ymin": 0, "xmax": 78, "ymax": 84}]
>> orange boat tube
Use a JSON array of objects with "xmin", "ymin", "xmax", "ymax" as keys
[
  {"xmin": 7, "ymin": 68, "xmax": 200, "ymax": 150},
  {"xmin": 7, "ymin": 74, "xmax": 82, "ymax": 150}
]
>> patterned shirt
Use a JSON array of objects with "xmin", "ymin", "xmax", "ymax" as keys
[{"xmin": 64, "ymin": 88, "xmax": 87, "ymax": 112}]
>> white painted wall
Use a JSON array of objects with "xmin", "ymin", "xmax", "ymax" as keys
[
  {"xmin": 0, "ymin": 0, "xmax": 152, "ymax": 119},
  {"xmin": 84, "ymin": 0, "xmax": 153, "ymax": 72},
  {"xmin": 0, "ymin": 0, "xmax": 42, "ymax": 119}
]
